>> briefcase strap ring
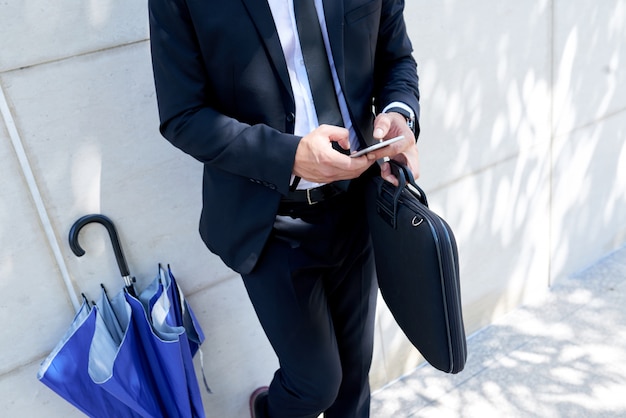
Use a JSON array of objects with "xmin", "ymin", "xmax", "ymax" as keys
[{"xmin": 412, "ymin": 216, "xmax": 424, "ymax": 227}]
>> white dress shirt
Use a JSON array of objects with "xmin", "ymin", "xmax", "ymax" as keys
[{"xmin": 267, "ymin": 0, "xmax": 357, "ymax": 189}]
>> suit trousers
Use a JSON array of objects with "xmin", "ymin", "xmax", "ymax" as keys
[{"xmin": 241, "ymin": 181, "xmax": 378, "ymax": 418}]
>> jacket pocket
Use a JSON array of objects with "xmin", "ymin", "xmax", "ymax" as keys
[{"xmin": 345, "ymin": 0, "xmax": 381, "ymax": 24}]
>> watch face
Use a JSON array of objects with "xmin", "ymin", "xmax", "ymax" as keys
[{"xmin": 403, "ymin": 116, "xmax": 415, "ymax": 131}]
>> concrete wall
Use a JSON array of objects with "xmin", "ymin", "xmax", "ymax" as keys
[{"xmin": 0, "ymin": 0, "xmax": 624, "ymax": 416}]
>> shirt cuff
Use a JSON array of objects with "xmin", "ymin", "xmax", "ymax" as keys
[
  {"xmin": 382, "ymin": 102, "xmax": 418, "ymax": 138},
  {"xmin": 382, "ymin": 102, "xmax": 415, "ymax": 119}
]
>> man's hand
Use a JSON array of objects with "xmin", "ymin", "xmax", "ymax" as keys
[
  {"xmin": 369, "ymin": 112, "xmax": 420, "ymax": 186},
  {"xmin": 293, "ymin": 124, "xmax": 373, "ymax": 183}
]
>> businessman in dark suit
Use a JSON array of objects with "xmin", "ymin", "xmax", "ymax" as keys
[{"xmin": 149, "ymin": 0, "xmax": 420, "ymax": 416}]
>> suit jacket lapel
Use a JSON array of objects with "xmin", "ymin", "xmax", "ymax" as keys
[
  {"xmin": 322, "ymin": 0, "xmax": 345, "ymax": 83},
  {"xmin": 240, "ymin": 0, "xmax": 346, "ymax": 104},
  {"xmin": 241, "ymin": 0, "xmax": 293, "ymax": 103}
]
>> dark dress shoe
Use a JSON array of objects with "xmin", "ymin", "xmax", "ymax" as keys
[{"xmin": 249, "ymin": 386, "xmax": 269, "ymax": 418}]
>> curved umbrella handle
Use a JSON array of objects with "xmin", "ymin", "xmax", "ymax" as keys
[{"xmin": 69, "ymin": 214, "xmax": 134, "ymax": 291}]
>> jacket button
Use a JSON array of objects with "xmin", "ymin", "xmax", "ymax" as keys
[{"xmin": 286, "ymin": 113, "xmax": 295, "ymax": 123}]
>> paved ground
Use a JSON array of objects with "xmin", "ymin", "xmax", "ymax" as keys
[{"xmin": 371, "ymin": 246, "xmax": 626, "ymax": 417}]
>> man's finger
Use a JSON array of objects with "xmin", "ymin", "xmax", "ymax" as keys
[
  {"xmin": 380, "ymin": 161, "xmax": 399, "ymax": 186},
  {"xmin": 334, "ymin": 137, "xmax": 351, "ymax": 152},
  {"xmin": 373, "ymin": 114, "xmax": 392, "ymax": 140}
]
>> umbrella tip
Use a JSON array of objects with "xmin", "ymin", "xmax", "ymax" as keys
[{"xmin": 81, "ymin": 293, "xmax": 91, "ymax": 308}]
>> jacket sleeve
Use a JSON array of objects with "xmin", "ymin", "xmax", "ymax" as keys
[
  {"xmin": 148, "ymin": 0, "xmax": 298, "ymax": 196},
  {"xmin": 373, "ymin": 0, "xmax": 420, "ymax": 121}
]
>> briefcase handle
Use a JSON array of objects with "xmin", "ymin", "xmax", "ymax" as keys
[
  {"xmin": 373, "ymin": 161, "xmax": 429, "ymax": 229},
  {"xmin": 388, "ymin": 160, "xmax": 428, "ymax": 207}
]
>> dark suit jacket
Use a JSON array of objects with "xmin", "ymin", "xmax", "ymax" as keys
[{"xmin": 149, "ymin": 0, "xmax": 420, "ymax": 274}]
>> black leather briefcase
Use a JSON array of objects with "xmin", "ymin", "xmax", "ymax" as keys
[{"xmin": 366, "ymin": 162, "xmax": 467, "ymax": 374}]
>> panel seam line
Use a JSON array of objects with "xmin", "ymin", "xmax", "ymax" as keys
[{"xmin": 0, "ymin": 82, "xmax": 80, "ymax": 310}]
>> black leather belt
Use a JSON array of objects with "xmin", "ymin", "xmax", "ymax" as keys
[{"xmin": 282, "ymin": 182, "xmax": 346, "ymax": 205}]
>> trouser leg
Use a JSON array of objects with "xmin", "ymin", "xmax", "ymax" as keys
[
  {"xmin": 323, "ymin": 242, "xmax": 377, "ymax": 418},
  {"xmin": 241, "ymin": 193, "xmax": 376, "ymax": 418}
]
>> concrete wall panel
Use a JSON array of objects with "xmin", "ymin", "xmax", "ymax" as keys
[
  {"xmin": 188, "ymin": 278, "xmax": 277, "ymax": 418},
  {"xmin": 553, "ymin": 0, "xmax": 626, "ymax": 136},
  {"xmin": 0, "ymin": 0, "xmax": 148, "ymax": 72},
  {"xmin": 405, "ymin": 1, "xmax": 552, "ymax": 191},
  {"xmin": 448, "ymin": 141, "xmax": 552, "ymax": 330},
  {"xmin": 1, "ymin": 361, "xmax": 83, "ymax": 417},
  {"xmin": 0, "ymin": 120, "xmax": 75, "ymax": 375},
  {"xmin": 1, "ymin": 43, "xmax": 234, "ymax": 303},
  {"xmin": 551, "ymin": 113, "xmax": 626, "ymax": 280}
]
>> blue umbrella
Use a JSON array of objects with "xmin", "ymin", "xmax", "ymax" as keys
[
  {"xmin": 141, "ymin": 265, "xmax": 209, "ymax": 400},
  {"xmin": 158, "ymin": 265, "xmax": 205, "ymax": 357},
  {"xmin": 38, "ymin": 214, "xmax": 208, "ymax": 417},
  {"xmin": 37, "ymin": 298, "xmax": 141, "ymax": 417}
]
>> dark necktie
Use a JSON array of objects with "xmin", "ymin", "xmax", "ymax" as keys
[
  {"xmin": 291, "ymin": 0, "xmax": 349, "ymax": 191},
  {"xmin": 294, "ymin": 0, "xmax": 343, "ymax": 128}
]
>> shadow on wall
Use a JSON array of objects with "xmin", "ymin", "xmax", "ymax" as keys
[
  {"xmin": 399, "ymin": 0, "xmax": 626, "ymax": 340},
  {"xmin": 548, "ymin": 0, "xmax": 626, "ymax": 275}
]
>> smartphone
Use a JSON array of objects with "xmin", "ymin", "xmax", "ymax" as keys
[{"xmin": 349, "ymin": 135, "xmax": 404, "ymax": 158}]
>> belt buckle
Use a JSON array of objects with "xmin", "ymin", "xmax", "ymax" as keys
[{"xmin": 306, "ymin": 188, "xmax": 318, "ymax": 205}]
